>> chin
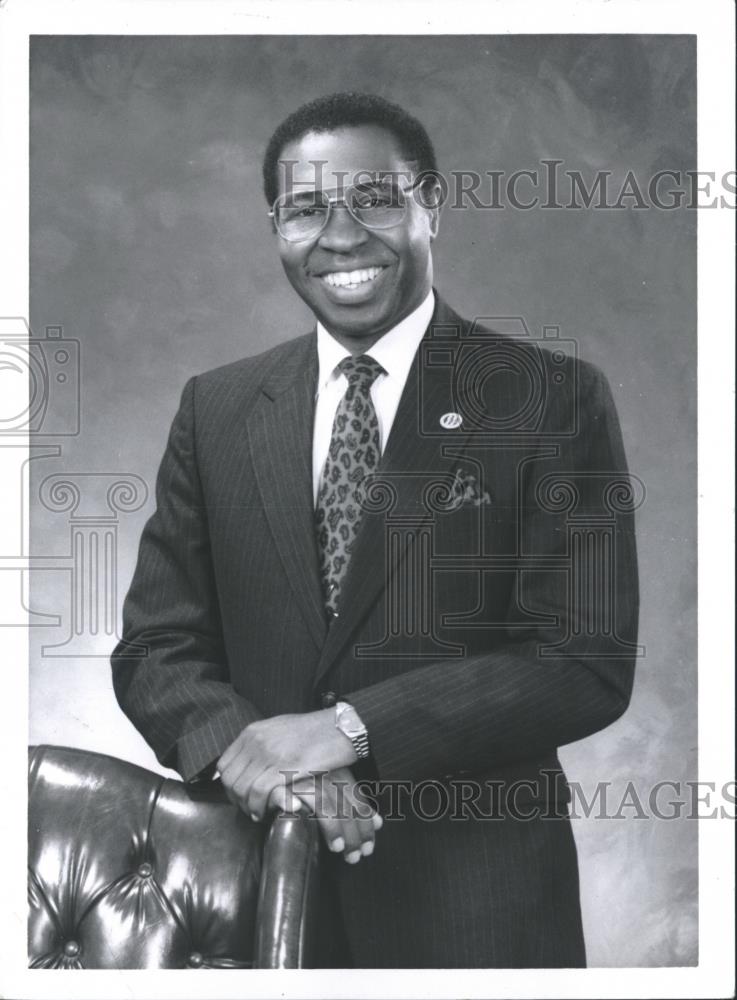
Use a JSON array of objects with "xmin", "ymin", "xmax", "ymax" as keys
[{"xmin": 319, "ymin": 303, "xmax": 391, "ymax": 338}]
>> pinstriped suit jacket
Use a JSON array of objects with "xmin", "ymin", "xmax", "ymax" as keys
[{"xmin": 112, "ymin": 295, "xmax": 638, "ymax": 967}]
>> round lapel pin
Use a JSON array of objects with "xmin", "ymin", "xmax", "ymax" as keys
[{"xmin": 440, "ymin": 412, "xmax": 463, "ymax": 429}]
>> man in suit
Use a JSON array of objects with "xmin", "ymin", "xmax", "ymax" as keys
[{"xmin": 112, "ymin": 92, "xmax": 639, "ymax": 968}]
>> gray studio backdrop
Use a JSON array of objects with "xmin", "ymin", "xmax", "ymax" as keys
[{"xmin": 28, "ymin": 35, "xmax": 696, "ymax": 966}]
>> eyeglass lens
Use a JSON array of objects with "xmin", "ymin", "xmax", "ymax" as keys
[{"xmin": 274, "ymin": 182, "xmax": 407, "ymax": 241}]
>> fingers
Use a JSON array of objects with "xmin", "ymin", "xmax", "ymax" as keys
[
  {"xmin": 216, "ymin": 727, "xmax": 248, "ymax": 775},
  {"xmin": 219, "ymin": 756, "xmax": 385, "ymax": 867},
  {"xmin": 317, "ymin": 811, "xmax": 364, "ymax": 862},
  {"xmin": 292, "ymin": 772, "xmax": 382, "ymax": 864},
  {"xmin": 222, "ymin": 759, "xmax": 306, "ymax": 822},
  {"xmin": 217, "ymin": 721, "xmax": 305, "ymax": 821},
  {"xmin": 347, "ymin": 778, "xmax": 383, "ymax": 855},
  {"xmin": 246, "ymin": 771, "xmax": 284, "ymax": 821},
  {"xmin": 220, "ymin": 758, "xmax": 272, "ymax": 821},
  {"xmin": 267, "ymin": 785, "xmax": 305, "ymax": 815},
  {"xmin": 217, "ymin": 738, "xmax": 252, "ymax": 811}
]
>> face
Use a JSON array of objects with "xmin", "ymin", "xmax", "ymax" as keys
[{"xmin": 273, "ymin": 125, "xmax": 440, "ymax": 345}]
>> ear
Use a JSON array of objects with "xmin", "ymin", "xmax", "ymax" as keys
[
  {"xmin": 428, "ymin": 201, "xmax": 441, "ymax": 241},
  {"xmin": 427, "ymin": 198, "xmax": 441, "ymax": 243},
  {"xmin": 416, "ymin": 175, "xmax": 444, "ymax": 241}
]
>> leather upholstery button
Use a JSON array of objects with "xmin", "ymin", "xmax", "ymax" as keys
[
  {"xmin": 188, "ymin": 951, "xmax": 204, "ymax": 968},
  {"xmin": 63, "ymin": 940, "xmax": 80, "ymax": 957},
  {"xmin": 320, "ymin": 691, "xmax": 337, "ymax": 708},
  {"xmin": 137, "ymin": 862, "xmax": 153, "ymax": 878}
]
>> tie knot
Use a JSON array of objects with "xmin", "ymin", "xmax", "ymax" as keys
[{"xmin": 337, "ymin": 354, "xmax": 386, "ymax": 390}]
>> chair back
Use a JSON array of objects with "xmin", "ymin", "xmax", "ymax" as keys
[{"xmin": 28, "ymin": 745, "xmax": 318, "ymax": 968}]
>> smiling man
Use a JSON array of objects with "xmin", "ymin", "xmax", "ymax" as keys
[
  {"xmin": 112, "ymin": 92, "xmax": 639, "ymax": 968},
  {"xmin": 270, "ymin": 123, "xmax": 438, "ymax": 349}
]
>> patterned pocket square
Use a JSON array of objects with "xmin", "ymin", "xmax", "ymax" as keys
[{"xmin": 449, "ymin": 468, "xmax": 493, "ymax": 508}]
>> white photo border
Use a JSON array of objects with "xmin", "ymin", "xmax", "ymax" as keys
[{"xmin": 0, "ymin": 1, "xmax": 733, "ymax": 998}]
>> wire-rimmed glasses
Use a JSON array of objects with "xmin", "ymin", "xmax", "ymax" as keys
[{"xmin": 269, "ymin": 176, "xmax": 427, "ymax": 243}]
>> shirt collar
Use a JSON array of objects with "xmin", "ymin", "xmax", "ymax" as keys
[{"xmin": 316, "ymin": 289, "xmax": 435, "ymax": 394}]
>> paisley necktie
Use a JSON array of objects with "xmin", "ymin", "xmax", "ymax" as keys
[{"xmin": 315, "ymin": 354, "xmax": 386, "ymax": 617}]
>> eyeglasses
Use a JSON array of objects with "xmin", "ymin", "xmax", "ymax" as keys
[{"xmin": 269, "ymin": 177, "xmax": 427, "ymax": 243}]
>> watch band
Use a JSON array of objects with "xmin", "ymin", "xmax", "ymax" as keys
[
  {"xmin": 350, "ymin": 729, "xmax": 370, "ymax": 759},
  {"xmin": 334, "ymin": 701, "xmax": 370, "ymax": 759}
]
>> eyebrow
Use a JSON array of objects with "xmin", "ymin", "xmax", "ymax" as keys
[
  {"xmin": 281, "ymin": 189, "xmax": 329, "ymax": 205},
  {"xmin": 284, "ymin": 178, "xmax": 404, "ymax": 199}
]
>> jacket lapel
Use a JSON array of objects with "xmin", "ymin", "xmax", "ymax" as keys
[
  {"xmin": 313, "ymin": 297, "xmax": 473, "ymax": 684},
  {"xmin": 246, "ymin": 334, "xmax": 328, "ymax": 651}
]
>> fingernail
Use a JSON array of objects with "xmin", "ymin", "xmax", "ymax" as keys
[
  {"xmin": 372, "ymin": 814, "xmax": 383, "ymax": 830},
  {"xmin": 360, "ymin": 840, "xmax": 374, "ymax": 856},
  {"xmin": 329, "ymin": 837, "xmax": 345, "ymax": 853},
  {"xmin": 345, "ymin": 850, "xmax": 361, "ymax": 864}
]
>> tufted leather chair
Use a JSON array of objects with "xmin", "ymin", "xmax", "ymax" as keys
[{"xmin": 28, "ymin": 745, "xmax": 320, "ymax": 969}]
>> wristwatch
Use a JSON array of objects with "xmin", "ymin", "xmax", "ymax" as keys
[{"xmin": 334, "ymin": 701, "xmax": 370, "ymax": 759}]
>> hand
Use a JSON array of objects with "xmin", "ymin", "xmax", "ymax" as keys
[
  {"xmin": 268, "ymin": 766, "xmax": 383, "ymax": 864},
  {"xmin": 217, "ymin": 710, "xmax": 357, "ymax": 821}
]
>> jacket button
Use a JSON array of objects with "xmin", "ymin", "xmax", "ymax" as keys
[
  {"xmin": 137, "ymin": 862, "xmax": 153, "ymax": 878},
  {"xmin": 63, "ymin": 940, "xmax": 80, "ymax": 957},
  {"xmin": 188, "ymin": 951, "xmax": 204, "ymax": 968},
  {"xmin": 320, "ymin": 691, "xmax": 337, "ymax": 708}
]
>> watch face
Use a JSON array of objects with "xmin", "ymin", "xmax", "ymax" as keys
[{"xmin": 337, "ymin": 704, "xmax": 363, "ymax": 737}]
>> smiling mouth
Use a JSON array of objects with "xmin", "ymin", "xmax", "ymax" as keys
[{"xmin": 319, "ymin": 266, "xmax": 387, "ymax": 290}]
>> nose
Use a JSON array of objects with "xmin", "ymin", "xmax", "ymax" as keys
[{"xmin": 317, "ymin": 204, "xmax": 369, "ymax": 252}]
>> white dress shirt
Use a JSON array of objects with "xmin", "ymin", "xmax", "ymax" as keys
[{"xmin": 313, "ymin": 290, "xmax": 435, "ymax": 503}]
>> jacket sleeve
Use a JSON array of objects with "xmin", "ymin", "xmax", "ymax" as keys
[
  {"xmin": 111, "ymin": 376, "xmax": 262, "ymax": 781},
  {"xmin": 347, "ymin": 362, "xmax": 640, "ymax": 783}
]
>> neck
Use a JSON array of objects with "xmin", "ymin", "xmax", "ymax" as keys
[
  {"xmin": 320, "ymin": 277, "xmax": 433, "ymax": 356},
  {"xmin": 324, "ymin": 328, "xmax": 389, "ymax": 357}
]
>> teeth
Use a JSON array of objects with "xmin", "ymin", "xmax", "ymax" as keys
[{"xmin": 321, "ymin": 266, "xmax": 384, "ymax": 288}]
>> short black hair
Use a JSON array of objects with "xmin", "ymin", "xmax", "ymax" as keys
[{"xmin": 262, "ymin": 91, "xmax": 437, "ymax": 205}]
